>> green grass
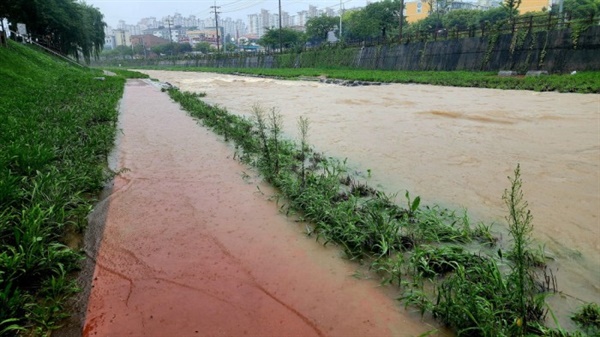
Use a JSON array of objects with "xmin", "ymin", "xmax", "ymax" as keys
[
  {"xmin": 0, "ymin": 41, "xmax": 124, "ymax": 335},
  {"xmin": 572, "ymin": 303, "xmax": 600, "ymax": 336},
  {"xmin": 167, "ymin": 88, "xmax": 597, "ymax": 336},
  {"xmin": 100, "ymin": 67, "xmax": 150, "ymax": 79},
  {"xmin": 136, "ymin": 66, "xmax": 600, "ymax": 93}
]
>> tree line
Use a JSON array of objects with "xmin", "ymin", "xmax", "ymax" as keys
[
  {"xmin": 97, "ymin": 0, "xmax": 599, "ymax": 59},
  {"xmin": 259, "ymin": 0, "xmax": 599, "ymax": 50},
  {"xmin": 0, "ymin": 0, "xmax": 106, "ymax": 63}
]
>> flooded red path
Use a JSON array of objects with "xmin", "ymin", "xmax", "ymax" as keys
[
  {"xmin": 140, "ymin": 70, "xmax": 600, "ymax": 325},
  {"xmin": 83, "ymin": 80, "xmax": 439, "ymax": 336}
]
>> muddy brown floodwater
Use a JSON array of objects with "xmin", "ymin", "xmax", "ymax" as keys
[
  {"xmin": 142, "ymin": 70, "xmax": 600, "ymax": 328},
  {"xmin": 83, "ymin": 80, "xmax": 444, "ymax": 336}
]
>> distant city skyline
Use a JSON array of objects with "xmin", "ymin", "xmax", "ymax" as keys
[{"xmin": 85, "ymin": 0, "xmax": 365, "ymax": 28}]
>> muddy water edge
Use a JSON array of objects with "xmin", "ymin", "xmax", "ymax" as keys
[{"xmin": 141, "ymin": 70, "xmax": 600, "ymax": 329}]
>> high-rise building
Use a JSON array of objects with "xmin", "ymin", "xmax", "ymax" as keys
[
  {"xmin": 281, "ymin": 11, "xmax": 291, "ymax": 27},
  {"xmin": 247, "ymin": 14, "xmax": 259, "ymax": 36},
  {"xmin": 114, "ymin": 29, "xmax": 131, "ymax": 46},
  {"xmin": 308, "ymin": 5, "xmax": 318, "ymax": 18},
  {"xmin": 296, "ymin": 11, "xmax": 308, "ymax": 27}
]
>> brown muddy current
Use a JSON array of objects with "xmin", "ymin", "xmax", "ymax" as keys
[
  {"xmin": 83, "ymin": 80, "xmax": 441, "ymax": 336},
  {"xmin": 141, "ymin": 70, "xmax": 599, "ymax": 327}
]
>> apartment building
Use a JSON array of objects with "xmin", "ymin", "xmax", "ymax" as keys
[
  {"xmin": 519, "ymin": 0, "xmax": 556, "ymax": 13},
  {"xmin": 114, "ymin": 29, "xmax": 131, "ymax": 46},
  {"xmin": 404, "ymin": 0, "xmax": 555, "ymax": 24}
]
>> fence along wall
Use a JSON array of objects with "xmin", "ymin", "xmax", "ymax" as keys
[{"xmin": 158, "ymin": 26, "xmax": 600, "ymax": 72}]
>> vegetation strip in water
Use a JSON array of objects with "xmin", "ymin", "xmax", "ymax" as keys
[
  {"xmin": 168, "ymin": 87, "xmax": 598, "ymax": 336},
  {"xmin": 140, "ymin": 66, "xmax": 600, "ymax": 93},
  {"xmin": 0, "ymin": 41, "xmax": 128, "ymax": 335}
]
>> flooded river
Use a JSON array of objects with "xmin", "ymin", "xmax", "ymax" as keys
[{"xmin": 142, "ymin": 70, "xmax": 599, "ymax": 326}]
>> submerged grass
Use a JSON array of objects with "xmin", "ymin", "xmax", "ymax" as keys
[
  {"xmin": 0, "ymin": 41, "xmax": 124, "ymax": 335},
  {"xmin": 168, "ymin": 87, "xmax": 596, "ymax": 336},
  {"xmin": 140, "ymin": 66, "xmax": 600, "ymax": 93},
  {"xmin": 572, "ymin": 303, "xmax": 600, "ymax": 336}
]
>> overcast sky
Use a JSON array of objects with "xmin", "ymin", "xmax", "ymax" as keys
[{"xmin": 84, "ymin": 0, "xmax": 368, "ymax": 27}]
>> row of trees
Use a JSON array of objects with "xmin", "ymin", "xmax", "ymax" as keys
[
  {"xmin": 0, "ymin": 0, "xmax": 106, "ymax": 63},
  {"xmin": 260, "ymin": 0, "xmax": 599, "ymax": 49},
  {"xmin": 101, "ymin": 40, "xmax": 243, "ymax": 60}
]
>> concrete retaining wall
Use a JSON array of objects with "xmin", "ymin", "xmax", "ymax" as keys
[{"xmin": 131, "ymin": 26, "xmax": 600, "ymax": 72}]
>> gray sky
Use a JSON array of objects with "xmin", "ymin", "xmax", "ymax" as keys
[{"xmin": 84, "ymin": 0, "xmax": 367, "ymax": 27}]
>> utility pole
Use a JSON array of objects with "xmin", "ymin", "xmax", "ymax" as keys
[
  {"xmin": 278, "ymin": 0, "xmax": 282, "ymax": 52},
  {"xmin": 142, "ymin": 36, "xmax": 147, "ymax": 59},
  {"xmin": 398, "ymin": 0, "xmax": 404, "ymax": 43},
  {"xmin": 558, "ymin": 0, "xmax": 564, "ymax": 23},
  {"xmin": 211, "ymin": 2, "xmax": 221, "ymax": 52},
  {"xmin": 339, "ymin": 0, "xmax": 343, "ymax": 40}
]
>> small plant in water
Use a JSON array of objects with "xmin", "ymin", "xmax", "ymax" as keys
[
  {"xmin": 504, "ymin": 164, "xmax": 538, "ymax": 334},
  {"xmin": 572, "ymin": 302, "xmax": 600, "ymax": 335},
  {"xmin": 297, "ymin": 116, "xmax": 310, "ymax": 188}
]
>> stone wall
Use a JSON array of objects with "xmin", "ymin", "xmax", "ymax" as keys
[{"xmin": 142, "ymin": 26, "xmax": 600, "ymax": 72}]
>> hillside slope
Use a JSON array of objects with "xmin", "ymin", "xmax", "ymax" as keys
[{"xmin": 0, "ymin": 42, "xmax": 124, "ymax": 335}]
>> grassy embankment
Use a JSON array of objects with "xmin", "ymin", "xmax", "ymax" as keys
[
  {"xmin": 0, "ymin": 42, "xmax": 131, "ymax": 335},
  {"xmin": 139, "ymin": 66, "xmax": 600, "ymax": 93},
  {"xmin": 167, "ymin": 88, "xmax": 599, "ymax": 336}
]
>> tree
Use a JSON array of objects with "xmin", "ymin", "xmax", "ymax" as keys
[
  {"xmin": 78, "ymin": 3, "xmax": 107, "ymax": 62},
  {"xmin": 151, "ymin": 42, "xmax": 191, "ymax": 55},
  {"xmin": 409, "ymin": 14, "xmax": 444, "ymax": 33},
  {"xmin": 176, "ymin": 42, "xmax": 192, "ymax": 54},
  {"xmin": 427, "ymin": 0, "xmax": 454, "ymax": 21},
  {"xmin": 132, "ymin": 43, "xmax": 145, "ymax": 56},
  {"xmin": 419, "ymin": 0, "xmax": 456, "ymax": 34},
  {"xmin": 102, "ymin": 45, "xmax": 133, "ymax": 60},
  {"xmin": 479, "ymin": 7, "xmax": 510, "ymax": 26},
  {"xmin": 224, "ymin": 42, "xmax": 237, "ymax": 52},
  {"xmin": 442, "ymin": 9, "xmax": 482, "ymax": 31},
  {"xmin": 305, "ymin": 15, "xmax": 339, "ymax": 44},
  {"xmin": 560, "ymin": 0, "xmax": 600, "ymax": 19},
  {"xmin": 503, "ymin": 0, "xmax": 522, "ymax": 20},
  {"xmin": 342, "ymin": 0, "xmax": 405, "ymax": 41},
  {"xmin": 0, "ymin": 0, "xmax": 106, "ymax": 63},
  {"xmin": 258, "ymin": 27, "xmax": 304, "ymax": 51},
  {"xmin": 194, "ymin": 42, "xmax": 212, "ymax": 53}
]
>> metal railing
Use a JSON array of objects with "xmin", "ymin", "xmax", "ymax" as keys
[
  {"xmin": 8, "ymin": 30, "xmax": 85, "ymax": 67},
  {"xmin": 339, "ymin": 12, "xmax": 598, "ymax": 47}
]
